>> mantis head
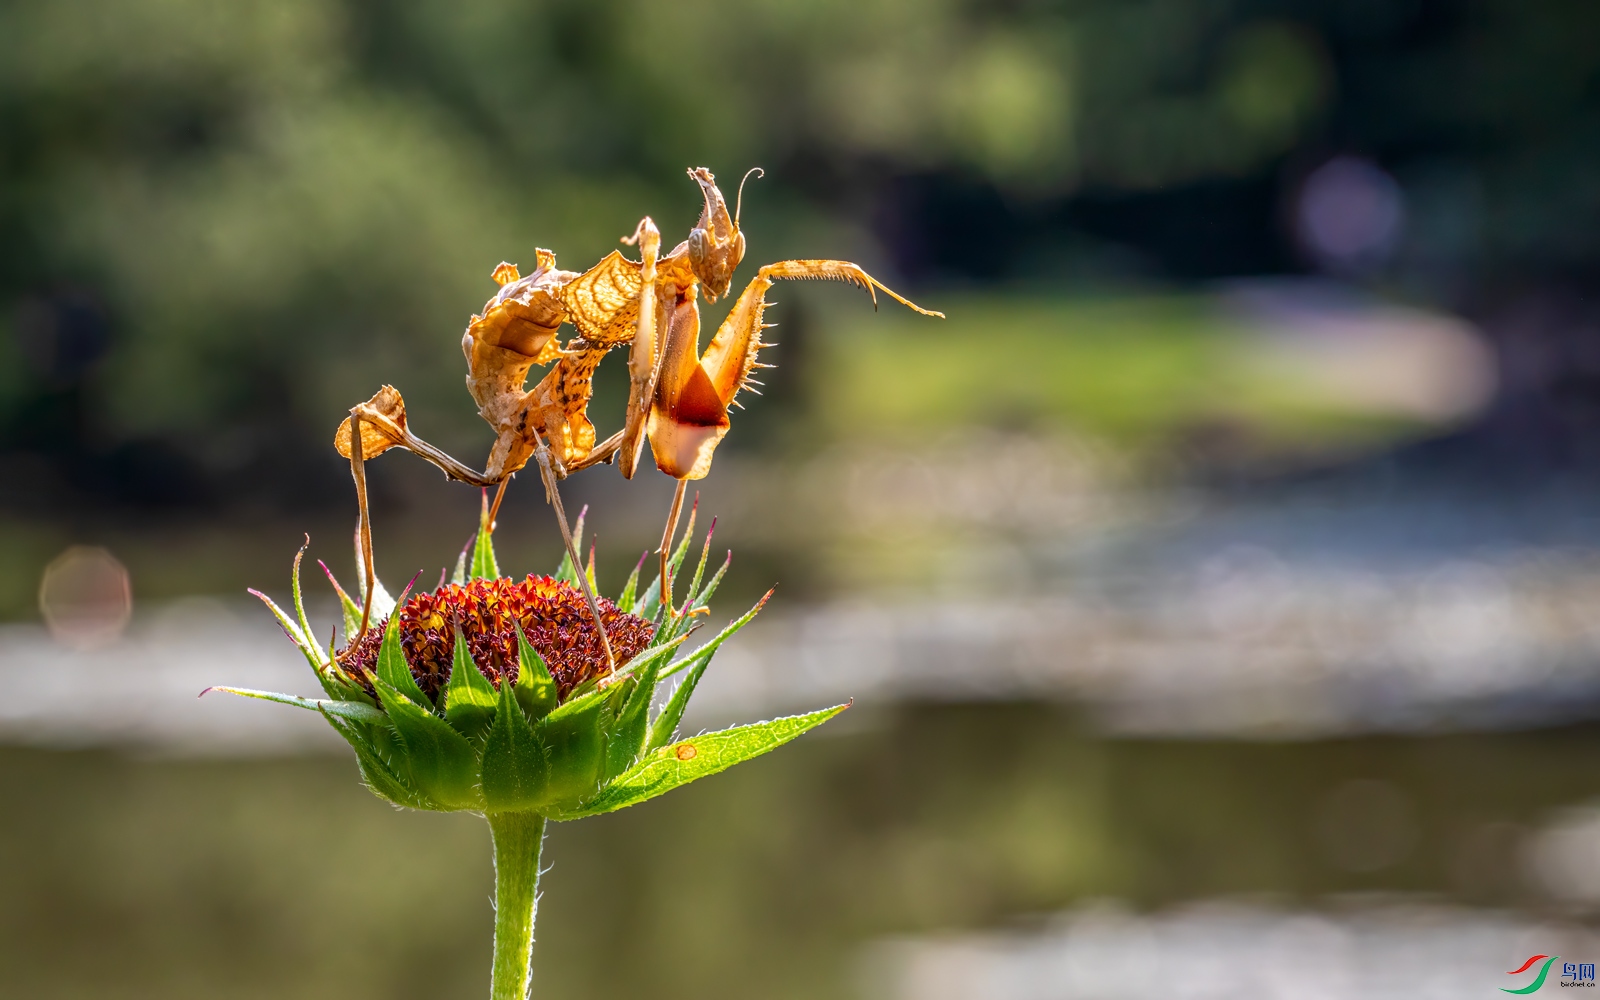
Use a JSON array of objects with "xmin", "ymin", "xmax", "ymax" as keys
[{"xmin": 686, "ymin": 166, "xmax": 758, "ymax": 302}]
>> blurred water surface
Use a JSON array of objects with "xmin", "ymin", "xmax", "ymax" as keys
[{"xmin": 5, "ymin": 705, "xmax": 1600, "ymax": 998}]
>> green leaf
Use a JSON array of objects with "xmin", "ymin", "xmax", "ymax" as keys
[
  {"xmin": 616, "ymin": 551, "xmax": 646, "ymax": 614},
  {"xmin": 553, "ymin": 506, "xmax": 587, "ymax": 585},
  {"xmin": 322, "ymin": 712, "xmax": 446, "ymax": 811},
  {"xmin": 534, "ymin": 683, "xmax": 612, "ymax": 810},
  {"xmin": 444, "ymin": 631, "xmax": 498, "ymax": 742},
  {"xmin": 375, "ymin": 596, "xmax": 431, "ymax": 708},
  {"xmin": 513, "ymin": 624, "xmax": 558, "ymax": 721},
  {"xmin": 471, "ymin": 491, "xmax": 499, "ymax": 580},
  {"xmin": 481, "ymin": 663, "xmax": 550, "ymax": 811},
  {"xmin": 204, "ymin": 686, "xmax": 387, "ymax": 725},
  {"xmin": 557, "ymin": 704, "xmax": 849, "ymax": 820},
  {"xmin": 373, "ymin": 677, "xmax": 483, "ymax": 810}
]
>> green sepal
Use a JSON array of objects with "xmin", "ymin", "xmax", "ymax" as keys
[
  {"xmin": 605, "ymin": 642, "xmax": 671, "ymax": 781},
  {"xmin": 322, "ymin": 712, "xmax": 446, "ymax": 811},
  {"xmin": 659, "ymin": 590, "xmax": 770, "ymax": 683},
  {"xmin": 283, "ymin": 540, "xmax": 369, "ymax": 700},
  {"xmin": 617, "ymin": 552, "xmax": 646, "ymax": 614},
  {"xmin": 636, "ymin": 503, "xmax": 697, "ymax": 622},
  {"xmin": 444, "ymin": 631, "xmax": 498, "ymax": 742},
  {"xmin": 533, "ymin": 682, "xmax": 612, "ymax": 810},
  {"xmin": 249, "ymin": 588, "xmax": 320, "ymax": 671},
  {"xmin": 320, "ymin": 560, "xmax": 364, "ymax": 643},
  {"xmin": 471, "ymin": 492, "xmax": 499, "ymax": 580},
  {"xmin": 650, "ymin": 656, "xmax": 708, "ymax": 751},
  {"xmin": 481, "ymin": 662, "xmax": 550, "ymax": 811},
  {"xmin": 373, "ymin": 677, "xmax": 484, "ymax": 810},
  {"xmin": 375, "ymin": 591, "xmax": 431, "ymax": 709},
  {"xmin": 289, "ymin": 537, "xmax": 323, "ymax": 665},
  {"xmin": 690, "ymin": 551, "xmax": 731, "ymax": 615},
  {"xmin": 249, "ymin": 586, "xmax": 365, "ymax": 702},
  {"xmin": 553, "ymin": 505, "xmax": 587, "ymax": 585},
  {"xmin": 556, "ymin": 704, "xmax": 849, "ymax": 820},
  {"xmin": 677, "ymin": 519, "xmax": 716, "ymax": 617},
  {"xmin": 561, "ymin": 633, "xmax": 689, "ymax": 705},
  {"xmin": 205, "ymin": 686, "xmax": 386, "ymax": 726},
  {"xmin": 651, "ymin": 591, "xmax": 771, "ymax": 749},
  {"xmin": 452, "ymin": 535, "xmax": 471, "ymax": 586},
  {"xmin": 513, "ymin": 624, "xmax": 558, "ymax": 721},
  {"xmin": 653, "ymin": 530, "xmax": 727, "ymax": 644}
]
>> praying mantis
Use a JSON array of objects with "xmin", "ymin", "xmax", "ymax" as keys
[{"xmin": 334, "ymin": 167, "xmax": 943, "ymax": 661}]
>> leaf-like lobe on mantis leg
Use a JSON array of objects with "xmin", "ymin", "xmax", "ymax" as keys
[
  {"xmin": 466, "ymin": 252, "xmax": 572, "ymax": 365},
  {"xmin": 335, "ymin": 385, "xmax": 409, "ymax": 459}
]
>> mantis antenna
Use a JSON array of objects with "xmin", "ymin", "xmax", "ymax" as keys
[{"xmin": 735, "ymin": 167, "xmax": 764, "ymax": 227}]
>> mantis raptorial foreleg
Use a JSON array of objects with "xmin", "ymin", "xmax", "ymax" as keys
[
  {"xmin": 646, "ymin": 259, "xmax": 944, "ymax": 480},
  {"xmin": 618, "ymin": 218, "xmax": 663, "ymax": 479},
  {"xmin": 702, "ymin": 260, "xmax": 942, "ymax": 403}
]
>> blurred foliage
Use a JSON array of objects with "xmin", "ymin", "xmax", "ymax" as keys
[
  {"xmin": 4, "ymin": 705, "xmax": 1600, "ymax": 998},
  {"xmin": 3, "ymin": 0, "xmax": 1595, "ymax": 508},
  {"xmin": 814, "ymin": 293, "xmax": 1425, "ymax": 456}
]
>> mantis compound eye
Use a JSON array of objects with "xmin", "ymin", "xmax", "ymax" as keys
[{"xmin": 688, "ymin": 226, "xmax": 744, "ymax": 302}]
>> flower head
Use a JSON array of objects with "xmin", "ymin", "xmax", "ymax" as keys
[
  {"xmin": 336, "ymin": 575, "xmax": 655, "ymax": 701},
  {"xmin": 214, "ymin": 505, "xmax": 845, "ymax": 820}
]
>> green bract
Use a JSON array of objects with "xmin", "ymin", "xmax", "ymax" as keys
[
  {"xmin": 213, "ymin": 500, "xmax": 844, "ymax": 1000},
  {"xmin": 218, "ymin": 507, "xmax": 845, "ymax": 821}
]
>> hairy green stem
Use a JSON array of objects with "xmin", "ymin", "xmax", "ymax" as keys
[{"xmin": 488, "ymin": 810, "xmax": 547, "ymax": 1000}]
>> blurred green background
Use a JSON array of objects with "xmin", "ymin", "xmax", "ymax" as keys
[
  {"xmin": 7, "ymin": 1, "xmax": 1600, "ymax": 996},
  {"xmin": 4, "ymin": 0, "xmax": 1593, "ymax": 606}
]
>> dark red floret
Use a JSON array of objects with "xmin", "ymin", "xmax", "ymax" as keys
[{"xmin": 336, "ymin": 575, "xmax": 654, "ymax": 701}]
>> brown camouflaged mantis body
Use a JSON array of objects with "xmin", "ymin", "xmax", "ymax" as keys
[
  {"xmin": 334, "ymin": 167, "xmax": 941, "ymax": 487},
  {"xmin": 332, "ymin": 167, "xmax": 941, "ymax": 646}
]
